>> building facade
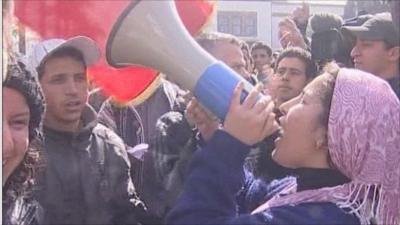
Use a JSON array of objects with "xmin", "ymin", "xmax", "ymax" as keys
[{"xmin": 204, "ymin": 0, "xmax": 346, "ymax": 50}]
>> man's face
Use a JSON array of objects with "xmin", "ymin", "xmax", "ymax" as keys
[
  {"xmin": 351, "ymin": 38, "xmax": 392, "ymax": 77},
  {"xmin": 251, "ymin": 48, "xmax": 271, "ymax": 72},
  {"xmin": 211, "ymin": 41, "xmax": 251, "ymax": 81},
  {"xmin": 40, "ymin": 56, "xmax": 88, "ymax": 128},
  {"xmin": 271, "ymin": 57, "xmax": 309, "ymax": 106}
]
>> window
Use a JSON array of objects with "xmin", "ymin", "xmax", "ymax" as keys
[{"xmin": 217, "ymin": 11, "xmax": 257, "ymax": 37}]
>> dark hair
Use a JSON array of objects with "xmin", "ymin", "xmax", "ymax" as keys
[
  {"xmin": 152, "ymin": 112, "xmax": 196, "ymax": 183},
  {"xmin": 250, "ymin": 41, "xmax": 272, "ymax": 57},
  {"xmin": 310, "ymin": 13, "xmax": 343, "ymax": 33},
  {"xmin": 274, "ymin": 47, "xmax": 319, "ymax": 80},
  {"xmin": 3, "ymin": 62, "xmax": 45, "ymax": 202},
  {"xmin": 36, "ymin": 47, "xmax": 86, "ymax": 80},
  {"xmin": 315, "ymin": 62, "xmax": 340, "ymax": 128}
]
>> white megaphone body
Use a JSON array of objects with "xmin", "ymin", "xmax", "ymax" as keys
[{"xmin": 107, "ymin": 0, "xmax": 258, "ymax": 120}]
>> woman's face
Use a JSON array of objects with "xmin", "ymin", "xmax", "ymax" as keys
[
  {"xmin": 272, "ymin": 75, "xmax": 329, "ymax": 169},
  {"xmin": 3, "ymin": 87, "xmax": 30, "ymax": 186}
]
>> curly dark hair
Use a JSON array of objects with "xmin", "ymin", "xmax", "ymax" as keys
[{"xmin": 3, "ymin": 62, "xmax": 45, "ymax": 202}]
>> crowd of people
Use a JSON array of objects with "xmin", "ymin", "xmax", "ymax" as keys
[{"xmin": 3, "ymin": 2, "xmax": 400, "ymax": 225}]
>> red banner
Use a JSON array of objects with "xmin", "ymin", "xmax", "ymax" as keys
[{"xmin": 14, "ymin": 0, "xmax": 215, "ymax": 103}]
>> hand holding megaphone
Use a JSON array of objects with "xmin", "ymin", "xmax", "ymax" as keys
[
  {"xmin": 186, "ymin": 83, "xmax": 278, "ymax": 145},
  {"xmin": 224, "ymin": 82, "xmax": 279, "ymax": 145},
  {"xmin": 106, "ymin": 0, "xmax": 266, "ymax": 120}
]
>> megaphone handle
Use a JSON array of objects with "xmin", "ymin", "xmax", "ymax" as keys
[{"xmin": 194, "ymin": 62, "xmax": 264, "ymax": 121}]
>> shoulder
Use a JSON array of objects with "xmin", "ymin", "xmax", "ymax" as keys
[
  {"xmin": 161, "ymin": 79, "xmax": 188, "ymax": 111},
  {"xmin": 98, "ymin": 98, "xmax": 114, "ymax": 114},
  {"xmin": 162, "ymin": 79, "xmax": 185, "ymax": 94},
  {"xmin": 92, "ymin": 124, "xmax": 126, "ymax": 154},
  {"xmin": 91, "ymin": 124, "xmax": 133, "ymax": 167},
  {"xmin": 261, "ymin": 202, "xmax": 360, "ymax": 225},
  {"xmin": 239, "ymin": 174, "xmax": 297, "ymax": 213}
]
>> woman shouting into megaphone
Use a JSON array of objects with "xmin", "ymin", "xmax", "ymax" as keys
[{"xmin": 166, "ymin": 64, "xmax": 400, "ymax": 225}]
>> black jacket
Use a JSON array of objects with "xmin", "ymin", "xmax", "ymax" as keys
[
  {"xmin": 3, "ymin": 195, "xmax": 43, "ymax": 225},
  {"xmin": 35, "ymin": 105, "xmax": 153, "ymax": 225},
  {"xmin": 98, "ymin": 80, "xmax": 186, "ymax": 220},
  {"xmin": 388, "ymin": 75, "xmax": 400, "ymax": 100}
]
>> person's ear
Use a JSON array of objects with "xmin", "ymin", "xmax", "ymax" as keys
[
  {"xmin": 387, "ymin": 46, "xmax": 400, "ymax": 62},
  {"xmin": 314, "ymin": 126, "xmax": 328, "ymax": 152},
  {"xmin": 316, "ymin": 139, "xmax": 328, "ymax": 151}
]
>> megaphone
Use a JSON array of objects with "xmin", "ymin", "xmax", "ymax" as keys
[{"xmin": 107, "ymin": 0, "xmax": 257, "ymax": 120}]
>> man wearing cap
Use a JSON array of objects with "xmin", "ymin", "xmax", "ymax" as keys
[
  {"xmin": 30, "ymin": 36, "xmax": 155, "ymax": 224},
  {"xmin": 342, "ymin": 13, "xmax": 400, "ymax": 98}
]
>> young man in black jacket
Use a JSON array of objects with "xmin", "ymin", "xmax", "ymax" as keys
[{"xmin": 29, "ymin": 36, "xmax": 156, "ymax": 225}]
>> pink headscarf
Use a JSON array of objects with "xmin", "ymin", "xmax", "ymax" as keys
[{"xmin": 253, "ymin": 68, "xmax": 400, "ymax": 225}]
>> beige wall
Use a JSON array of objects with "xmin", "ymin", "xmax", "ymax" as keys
[
  {"xmin": 205, "ymin": 1, "xmax": 272, "ymax": 45},
  {"xmin": 204, "ymin": 0, "xmax": 345, "ymax": 50}
]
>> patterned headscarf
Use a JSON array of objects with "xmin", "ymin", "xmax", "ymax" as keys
[
  {"xmin": 3, "ymin": 62, "xmax": 45, "ymax": 141},
  {"xmin": 253, "ymin": 68, "xmax": 400, "ymax": 225}
]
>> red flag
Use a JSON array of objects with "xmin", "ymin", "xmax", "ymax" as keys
[{"xmin": 14, "ymin": 0, "xmax": 215, "ymax": 104}]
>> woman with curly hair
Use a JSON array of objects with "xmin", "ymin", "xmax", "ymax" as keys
[{"xmin": 3, "ymin": 62, "xmax": 45, "ymax": 225}]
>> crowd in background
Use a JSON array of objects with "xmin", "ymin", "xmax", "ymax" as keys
[{"xmin": 3, "ymin": 1, "xmax": 399, "ymax": 225}]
